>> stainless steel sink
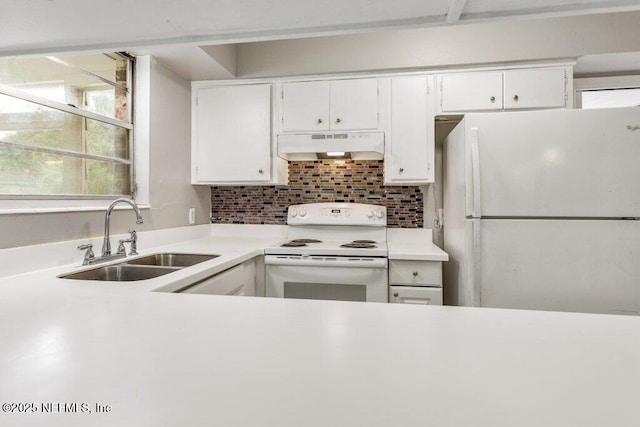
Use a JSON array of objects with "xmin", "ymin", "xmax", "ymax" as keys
[
  {"xmin": 125, "ymin": 253, "xmax": 219, "ymax": 267},
  {"xmin": 60, "ymin": 264, "xmax": 180, "ymax": 281},
  {"xmin": 58, "ymin": 252, "xmax": 219, "ymax": 282}
]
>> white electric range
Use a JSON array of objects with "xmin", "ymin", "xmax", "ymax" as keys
[{"xmin": 264, "ymin": 202, "xmax": 389, "ymax": 302}]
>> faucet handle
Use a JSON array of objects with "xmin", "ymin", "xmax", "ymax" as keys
[
  {"xmin": 77, "ymin": 244, "xmax": 95, "ymax": 265},
  {"xmin": 117, "ymin": 239, "xmax": 131, "ymax": 255},
  {"xmin": 128, "ymin": 230, "xmax": 138, "ymax": 255}
]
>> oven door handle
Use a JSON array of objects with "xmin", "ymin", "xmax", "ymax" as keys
[{"xmin": 264, "ymin": 255, "xmax": 387, "ymax": 268}]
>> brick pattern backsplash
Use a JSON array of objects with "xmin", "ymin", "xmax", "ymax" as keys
[{"xmin": 211, "ymin": 160, "xmax": 423, "ymax": 227}]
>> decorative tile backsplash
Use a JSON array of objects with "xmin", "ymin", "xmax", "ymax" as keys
[{"xmin": 210, "ymin": 160, "xmax": 423, "ymax": 227}]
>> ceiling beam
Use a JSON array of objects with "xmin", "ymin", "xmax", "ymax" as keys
[{"xmin": 446, "ymin": 0, "xmax": 468, "ymax": 23}]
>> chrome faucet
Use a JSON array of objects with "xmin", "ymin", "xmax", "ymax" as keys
[{"xmin": 102, "ymin": 198, "xmax": 143, "ymax": 257}]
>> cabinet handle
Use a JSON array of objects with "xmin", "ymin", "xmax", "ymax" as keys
[
  {"xmin": 513, "ymin": 95, "xmax": 519, "ymax": 101},
  {"xmin": 393, "ymin": 293, "xmax": 399, "ymax": 298},
  {"xmin": 399, "ymin": 168, "xmax": 404, "ymax": 173},
  {"xmin": 412, "ymin": 271, "xmax": 418, "ymax": 277},
  {"xmin": 258, "ymin": 169, "xmax": 264, "ymax": 174},
  {"xmin": 317, "ymin": 118, "xmax": 323, "ymax": 124},
  {"xmin": 490, "ymin": 96, "xmax": 496, "ymax": 102},
  {"xmin": 335, "ymin": 118, "xmax": 341, "ymax": 124}
]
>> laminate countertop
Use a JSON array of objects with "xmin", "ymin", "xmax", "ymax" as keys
[
  {"xmin": 387, "ymin": 228, "xmax": 448, "ymax": 261},
  {"xmin": 0, "ymin": 225, "xmax": 638, "ymax": 426}
]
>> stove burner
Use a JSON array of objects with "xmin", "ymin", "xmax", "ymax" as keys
[
  {"xmin": 352, "ymin": 240, "xmax": 376, "ymax": 244},
  {"xmin": 290, "ymin": 239, "xmax": 322, "ymax": 244},
  {"xmin": 340, "ymin": 242, "xmax": 377, "ymax": 249},
  {"xmin": 280, "ymin": 242, "xmax": 307, "ymax": 247}
]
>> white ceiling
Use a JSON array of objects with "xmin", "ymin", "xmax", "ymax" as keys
[{"xmin": 3, "ymin": 0, "xmax": 640, "ymax": 79}]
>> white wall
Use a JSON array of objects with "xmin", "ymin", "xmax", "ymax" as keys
[
  {"xmin": 0, "ymin": 56, "xmax": 210, "ymax": 250},
  {"xmin": 236, "ymin": 12, "xmax": 640, "ymax": 78}
]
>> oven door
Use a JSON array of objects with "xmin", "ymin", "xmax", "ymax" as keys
[{"xmin": 264, "ymin": 255, "xmax": 388, "ymax": 302}]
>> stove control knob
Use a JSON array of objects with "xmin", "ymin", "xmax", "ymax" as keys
[
  {"xmin": 298, "ymin": 208, "xmax": 307, "ymax": 217},
  {"xmin": 375, "ymin": 209, "xmax": 385, "ymax": 219},
  {"xmin": 366, "ymin": 209, "xmax": 374, "ymax": 218},
  {"xmin": 290, "ymin": 207, "xmax": 298, "ymax": 217}
]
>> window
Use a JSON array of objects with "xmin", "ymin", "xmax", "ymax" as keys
[
  {"xmin": 574, "ymin": 75, "xmax": 640, "ymax": 110},
  {"xmin": 0, "ymin": 53, "xmax": 134, "ymax": 198},
  {"xmin": 580, "ymin": 88, "xmax": 640, "ymax": 109}
]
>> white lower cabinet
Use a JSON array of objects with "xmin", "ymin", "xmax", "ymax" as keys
[
  {"xmin": 388, "ymin": 260, "xmax": 443, "ymax": 306},
  {"xmin": 389, "ymin": 286, "xmax": 443, "ymax": 305},
  {"xmin": 180, "ymin": 259, "xmax": 256, "ymax": 296}
]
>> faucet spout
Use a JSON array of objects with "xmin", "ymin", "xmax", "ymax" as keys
[{"xmin": 102, "ymin": 198, "xmax": 143, "ymax": 257}]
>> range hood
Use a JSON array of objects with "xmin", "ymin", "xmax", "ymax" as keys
[{"xmin": 277, "ymin": 132, "xmax": 384, "ymax": 161}]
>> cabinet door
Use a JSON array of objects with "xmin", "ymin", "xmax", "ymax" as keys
[
  {"xmin": 387, "ymin": 76, "xmax": 433, "ymax": 183},
  {"xmin": 194, "ymin": 84, "xmax": 271, "ymax": 183},
  {"xmin": 504, "ymin": 68, "xmax": 567, "ymax": 110},
  {"xmin": 439, "ymin": 71, "xmax": 503, "ymax": 113},
  {"xmin": 389, "ymin": 286, "xmax": 443, "ymax": 305},
  {"xmin": 330, "ymin": 78, "xmax": 379, "ymax": 130},
  {"xmin": 241, "ymin": 258, "xmax": 256, "ymax": 297},
  {"xmin": 281, "ymin": 81, "xmax": 330, "ymax": 132}
]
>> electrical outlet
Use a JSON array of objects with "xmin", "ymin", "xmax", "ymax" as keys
[{"xmin": 189, "ymin": 208, "xmax": 196, "ymax": 225}]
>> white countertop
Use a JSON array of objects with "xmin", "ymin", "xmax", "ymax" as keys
[
  {"xmin": 1, "ymin": 225, "xmax": 638, "ymax": 426},
  {"xmin": 387, "ymin": 228, "xmax": 449, "ymax": 261}
]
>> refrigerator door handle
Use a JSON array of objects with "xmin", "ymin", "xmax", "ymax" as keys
[
  {"xmin": 470, "ymin": 128, "xmax": 482, "ymax": 218},
  {"xmin": 465, "ymin": 219, "xmax": 482, "ymax": 307},
  {"xmin": 471, "ymin": 219, "xmax": 482, "ymax": 306}
]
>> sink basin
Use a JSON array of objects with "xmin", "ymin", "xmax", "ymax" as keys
[
  {"xmin": 60, "ymin": 265, "xmax": 180, "ymax": 281},
  {"xmin": 59, "ymin": 252, "xmax": 219, "ymax": 282},
  {"xmin": 126, "ymin": 253, "xmax": 219, "ymax": 267}
]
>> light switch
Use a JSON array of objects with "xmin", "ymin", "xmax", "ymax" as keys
[{"xmin": 189, "ymin": 208, "xmax": 196, "ymax": 225}]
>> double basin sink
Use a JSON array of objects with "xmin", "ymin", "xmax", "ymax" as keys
[{"xmin": 59, "ymin": 253, "xmax": 219, "ymax": 282}]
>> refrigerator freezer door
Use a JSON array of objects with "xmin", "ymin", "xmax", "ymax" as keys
[
  {"xmin": 465, "ymin": 107, "xmax": 640, "ymax": 218},
  {"xmin": 476, "ymin": 219, "xmax": 640, "ymax": 314}
]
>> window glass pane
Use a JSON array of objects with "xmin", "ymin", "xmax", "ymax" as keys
[
  {"xmin": 0, "ymin": 146, "xmax": 130, "ymax": 196},
  {"xmin": 581, "ymin": 88, "xmax": 640, "ymax": 109},
  {"xmin": 0, "ymin": 54, "xmax": 128, "ymax": 120},
  {"xmin": 0, "ymin": 52, "xmax": 132, "ymax": 199},
  {"xmin": 0, "ymin": 93, "xmax": 129, "ymax": 160}
]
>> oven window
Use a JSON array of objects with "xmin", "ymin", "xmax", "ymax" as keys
[{"xmin": 283, "ymin": 282, "xmax": 367, "ymax": 302}]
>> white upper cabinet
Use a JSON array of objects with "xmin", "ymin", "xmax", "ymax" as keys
[
  {"xmin": 437, "ymin": 67, "xmax": 570, "ymax": 114},
  {"xmin": 192, "ymin": 83, "xmax": 285, "ymax": 185},
  {"xmin": 281, "ymin": 78, "xmax": 380, "ymax": 132},
  {"xmin": 280, "ymin": 81, "xmax": 330, "ymax": 131},
  {"xmin": 439, "ymin": 71, "xmax": 504, "ymax": 113},
  {"xmin": 329, "ymin": 78, "xmax": 380, "ymax": 130},
  {"xmin": 385, "ymin": 75, "xmax": 435, "ymax": 184},
  {"xmin": 503, "ymin": 68, "xmax": 567, "ymax": 110}
]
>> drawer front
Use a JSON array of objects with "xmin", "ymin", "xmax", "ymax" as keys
[
  {"xmin": 181, "ymin": 264, "xmax": 244, "ymax": 295},
  {"xmin": 389, "ymin": 286, "xmax": 443, "ymax": 305},
  {"xmin": 389, "ymin": 260, "xmax": 442, "ymax": 286}
]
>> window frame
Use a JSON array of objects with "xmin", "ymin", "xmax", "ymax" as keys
[{"xmin": 0, "ymin": 52, "xmax": 135, "ymax": 202}]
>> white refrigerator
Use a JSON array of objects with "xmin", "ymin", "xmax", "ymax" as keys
[{"xmin": 443, "ymin": 107, "xmax": 640, "ymax": 314}]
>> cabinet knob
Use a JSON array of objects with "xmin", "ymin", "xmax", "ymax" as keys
[
  {"xmin": 393, "ymin": 293, "xmax": 399, "ymax": 298},
  {"xmin": 258, "ymin": 169, "xmax": 264, "ymax": 174},
  {"xmin": 513, "ymin": 95, "xmax": 519, "ymax": 101},
  {"xmin": 490, "ymin": 96, "xmax": 496, "ymax": 102},
  {"xmin": 412, "ymin": 271, "xmax": 418, "ymax": 277},
  {"xmin": 399, "ymin": 167, "xmax": 404, "ymax": 173},
  {"xmin": 335, "ymin": 118, "xmax": 342, "ymax": 124},
  {"xmin": 317, "ymin": 118, "xmax": 323, "ymax": 124}
]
